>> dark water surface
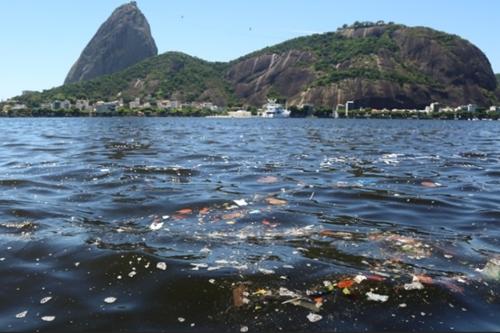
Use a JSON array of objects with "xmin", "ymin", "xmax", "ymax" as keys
[{"xmin": 0, "ymin": 118, "xmax": 499, "ymax": 332}]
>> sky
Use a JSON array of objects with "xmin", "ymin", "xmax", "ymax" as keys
[{"xmin": 0, "ymin": 0, "xmax": 499, "ymax": 100}]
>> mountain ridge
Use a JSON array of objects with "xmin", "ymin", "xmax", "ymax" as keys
[
  {"xmin": 18, "ymin": 21, "xmax": 499, "ymax": 109},
  {"xmin": 64, "ymin": 1, "xmax": 158, "ymax": 84}
]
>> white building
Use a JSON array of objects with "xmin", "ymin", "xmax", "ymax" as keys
[
  {"xmin": 490, "ymin": 106, "xmax": 500, "ymax": 112},
  {"xmin": 129, "ymin": 97, "xmax": 141, "ymax": 109},
  {"xmin": 51, "ymin": 100, "xmax": 62, "ymax": 110},
  {"xmin": 95, "ymin": 101, "xmax": 117, "ymax": 113},
  {"xmin": 429, "ymin": 102, "xmax": 440, "ymax": 113},
  {"xmin": 61, "ymin": 100, "xmax": 72, "ymax": 110},
  {"xmin": 345, "ymin": 101, "xmax": 355, "ymax": 117},
  {"xmin": 75, "ymin": 100, "xmax": 91, "ymax": 111},
  {"xmin": 467, "ymin": 104, "xmax": 477, "ymax": 113},
  {"xmin": 11, "ymin": 104, "xmax": 28, "ymax": 110}
]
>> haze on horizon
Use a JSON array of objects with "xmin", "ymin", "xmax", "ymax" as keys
[{"xmin": 0, "ymin": 0, "xmax": 499, "ymax": 101}]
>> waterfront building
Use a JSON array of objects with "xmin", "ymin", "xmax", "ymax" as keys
[
  {"xmin": 95, "ymin": 101, "xmax": 117, "ymax": 113},
  {"xmin": 129, "ymin": 97, "xmax": 141, "ymax": 109},
  {"xmin": 467, "ymin": 104, "xmax": 478, "ymax": 113},
  {"xmin": 75, "ymin": 100, "xmax": 91, "ymax": 111},
  {"xmin": 51, "ymin": 100, "xmax": 62, "ymax": 110},
  {"xmin": 61, "ymin": 100, "xmax": 72, "ymax": 110}
]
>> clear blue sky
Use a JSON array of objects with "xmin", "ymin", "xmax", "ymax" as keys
[{"xmin": 0, "ymin": 0, "xmax": 498, "ymax": 100}]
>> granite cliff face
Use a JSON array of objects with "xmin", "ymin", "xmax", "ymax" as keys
[
  {"xmin": 227, "ymin": 25, "xmax": 497, "ymax": 108},
  {"xmin": 64, "ymin": 2, "xmax": 157, "ymax": 84}
]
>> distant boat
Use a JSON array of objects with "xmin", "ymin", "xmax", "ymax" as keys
[{"xmin": 261, "ymin": 99, "xmax": 291, "ymax": 118}]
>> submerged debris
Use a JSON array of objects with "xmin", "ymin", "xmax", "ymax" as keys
[
  {"xmin": 104, "ymin": 297, "xmax": 117, "ymax": 304},
  {"xmin": 265, "ymin": 197, "xmax": 288, "ymax": 206},
  {"xmin": 477, "ymin": 258, "xmax": 500, "ymax": 281},
  {"xmin": 15, "ymin": 311, "xmax": 28, "ymax": 319},
  {"xmin": 40, "ymin": 297, "xmax": 52, "ymax": 304},
  {"xmin": 156, "ymin": 262, "xmax": 167, "ymax": 271},
  {"xmin": 366, "ymin": 291, "xmax": 389, "ymax": 302},
  {"xmin": 307, "ymin": 313, "xmax": 323, "ymax": 323}
]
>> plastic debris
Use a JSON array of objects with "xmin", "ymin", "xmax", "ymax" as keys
[
  {"xmin": 421, "ymin": 180, "xmax": 442, "ymax": 188},
  {"xmin": 40, "ymin": 297, "xmax": 52, "ymax": 304},
  {"xmin": 354, "ymin": 275, "xmax": 367, "ymax": 284},
  {"xmin": 265, "ymin": 197, "xmax": 287, "ymax": 206},
  {"xmin": 307, "ymin": 313, "xmax": 323, "ymax": 323},
  {"xmin": 404, "ymin": 281, "xmax": 424, "ymax": 290},
  {"xmin": 41, "ymin": 316, "xmax": 55, "ymax": 322},
  {"xmin": 128, "ymin": 271, "xmax": 137, "ymax": 278},
  {"xmin": 233, "ymin": 284, "xmax": 249, "ymax": 308},
  {"xmin": 258, "ymin": 268, "xmax": 275, "ymax": 275},
  {"xmin": 15, "ymin": 311, "xmax": 28, "ymax": 319},
  {"xmin": 337, "ymin": 279, "xmax": 354, "ymax": 289},
  {"xmin": 176, "ymin": 208, "xmax": 193, "ymax": 215},
  {"xmin": 366, "ymin": 291, "xmax": 389, "ymax": 302},
  {"xmin": 257, "ymin": 176, "xmax": 279, "ymax": 184},
  {"xmin": 477, "ymin": 258, "xmax": 500, "ymax": 281},
  {"xmin": 149, "ymin": 219, "xmax": 164, "ymax": 231},
  {"xmin": 178, "ymin": 317, "xmax": 185, "ymax": 323},
  {"xmin": 104, "ymin": 297, "xmax": 117, "ymax": 304},
  {"xmin": 156, "ymin": 262, "xmax": 167, "ymax": 271},
  {"xmin": 234, "ymin": 199, "xmax": 248, "ymax": 207},
  {"xmin": 240, "ymin": 325, "xmax": 249, "ymax": 332}
]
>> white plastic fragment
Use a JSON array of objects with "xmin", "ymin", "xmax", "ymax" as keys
[
  {"xmin": 15, "ymin": 311, "xmax": 28, "ymax": 319},
  {"xmin": 41, "ymin": 316, "xmax": 55, "ymax": 322},
  {"xmin": 178, "ymin": 317, "xmax": 185, "ymax": 323},
  {"xmin": 404, "ymin": 281, "xmax": 424, "ymax": 290},
  {"xmin": 233, "ymin": 199, "xmax": 248, "ymax": 207},
  {"xmin": 128, "ymin": 271, "xmax": 137, "ymax": 278},
  {"xmin": 104, "ymin": 297, "xmax": 117, "ymax": 304},
  {"xmin": 258, "ymin": 268, "xmax": 275, "ymax": 275},
  {"xmin": 366, "ymin": 291, "xmax": 389, "ymax": 302},
  {"xmin": 156, "ymin": 262, "xmax": 167, "ymax": 271},
  {"xmin": 354, "ymin": 274, "xmax": 367, "ymax": 284},
  {"xmin": 149, "ymin": 220, "xmax": 164, "ymax": 231},
  {"xmin": 307, "ymin": 313, "xmax": 323, "ymax": 322},
  {"xmin": 40, "ymin": 297, "xmax": 52, "ymax": 304},
  {"xmin": 240, "ymin": 325, "xmax": 249, "ymax": 332}
]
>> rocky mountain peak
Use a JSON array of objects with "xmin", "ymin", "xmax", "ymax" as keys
[{"xmin": 64, "ymin": 2, "xmax": 158, "ymax": 84}]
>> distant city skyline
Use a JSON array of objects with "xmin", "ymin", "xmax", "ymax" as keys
[{"xmin": 0, "ymin": 0, "xmax": 499, "ymax": 100}]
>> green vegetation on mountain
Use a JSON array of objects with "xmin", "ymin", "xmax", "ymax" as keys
[
  {"xmin": 21, "ymin": 52, "xmax": 234, "ymax": 106},
  {"xmin": 16, "ymin": 22, "xmax": 498, "ymax": 109},
  {"xmin": 496, "ymin": 74, "xmax": 500, "ymax": 83}
]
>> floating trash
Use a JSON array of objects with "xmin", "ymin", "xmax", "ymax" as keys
[
  {"xmin": 257, "ymin": 176, "xmax": 279, "ymax": 184},
  {"xmin": 307, "ymin": 313, "xmax": 323, "ymax": 323},
  {"xmin": 156, "ymin": 262, "xmax": 167, "ymax": 271},
  {"xmin": 421, "ymin": 180, "xmax": 442, "ymax": 188},
  {"xmin": 41, "ymin": 316, "xmax": 55, "ymax": 322},
  {"xmin": 366, "ymin": 291, "xmax": 389, "ymax": 302},
  {"xmin": 258, "ymin": 268, "xmax": 275, "ymax": 275},
  {"xmin": 15, "ymin": 310, "xmax": 28, "ymax": 319},
  {"xmin": 240, "ymin": 325, "xmax": 249, "ymax": 332},
  {"xmin": 104, "ymin": 297, "xmax": 117, "ymax": 304},
  {"xmin": 234, "ymin": 199, "xmax": 248, "ymax": 207},
  {"xmin": 178, "ymin": 317, "xmax": 185, "ymax": 323},
  {"xmin": 476, "ymin": 258, "xmax": 500, "ymax": 281},
  {"xmin": 40, "ymin": 297, "xmax": 52, "ymax": 304},
  {"xmin": 265, "ymin": 197, "xmax": 287, "ymax": 206},
  {"xmin": 149, "ymin": 219, "xmax": 164, "ymax": 231}
]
